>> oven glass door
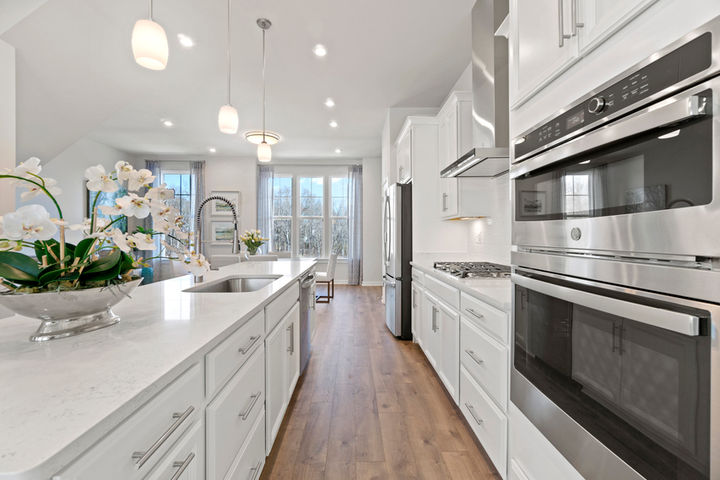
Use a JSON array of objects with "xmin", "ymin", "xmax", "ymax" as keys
[
  {"xmin": 514, "ymin": 99, "xmax": 712, "ymax": 222},
  {"xmin": 513, "ymin": 271, "xmax": 710, "ymax": 480}
]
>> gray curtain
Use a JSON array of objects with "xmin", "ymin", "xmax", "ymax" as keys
[
  {"xmin": 257, "ymin": 166, "xmax": 274, "ymax": 254},
  {"xmin": 190, "ymin": 161, "xmax": 205, "ymax": 214},
  {"xmin": 347, "ymin": 165, "xmax": 363, "ymax": 285},
  {"xmin": 141, "ymin": 160, "xmax": 161, "ymax": 257}
]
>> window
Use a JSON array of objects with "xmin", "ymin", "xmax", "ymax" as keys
[
  {"xmin": 271, "ymin": 176, "xmax": 292, "ymax": 253},
  {"xmin": 269, "ymin": 169, "xmax": 350, "ymax": 258},
  {"xmin": 161, "ymin": 170, "xmax": 196, "ymax": 235}
]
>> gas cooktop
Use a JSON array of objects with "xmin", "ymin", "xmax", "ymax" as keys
[{"xmin": 433, "ymin": 261, "xmax": 511, "ymax": 279}]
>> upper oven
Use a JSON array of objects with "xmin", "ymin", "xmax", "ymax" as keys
[{"xmin": 510, "ymin": 23, "xmax": 720, "ymax": 259}]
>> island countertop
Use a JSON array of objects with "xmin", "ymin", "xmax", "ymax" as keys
[{"xmin": 0, "ymin": 259, "xmax": 316, "ymax": 480}]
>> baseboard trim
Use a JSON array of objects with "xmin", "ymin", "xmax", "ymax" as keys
[{"xmin": 361, "ymin": 281, "xmax": 383, "ymax": 287}]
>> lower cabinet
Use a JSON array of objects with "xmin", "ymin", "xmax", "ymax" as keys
[
  {"xmin": 265, "ymin": 302, "xmax": 300, "ymax": 454},
  {"xmin": 411, "ymin": 281, "xmax": 424, "ymax": 348},
  {"xmin": 422, "ymin": 291, "xmax": 460, "ymax": 404},
  {"xmin": 224, "ymin": 410, "xmax": 266, "ymax": 480}
]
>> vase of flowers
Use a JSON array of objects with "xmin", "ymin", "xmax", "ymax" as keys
[
  {"xmin": 239, "ymin": 229, "xmax": 267, "ymax": 255},
  {"xmin": 0, "ymin": 158, "xmax": 210, "ymax": 341}
]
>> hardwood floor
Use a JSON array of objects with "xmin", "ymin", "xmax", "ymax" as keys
[{"xmin": 261, "ymin": 285, "xmax": 501, "ymax": 480}]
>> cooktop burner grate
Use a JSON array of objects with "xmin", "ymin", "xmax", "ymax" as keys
[{"xmin": 433, "ymin": 261, "xmax": 511, "ymax": 279}]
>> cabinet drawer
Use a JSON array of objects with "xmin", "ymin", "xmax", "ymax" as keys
[
  {"xmin": 59, "ymin": 363, "xmax": 203, "ymax": 480},
  {"xmin": 207, "ymin": 348, "xmax": 265, "ymax": 480},
  {"xmin": 460, "ymin": 366, "xmax": 507, "ymax": 476},
  {"xmin": 460, "ymin": 292, "xmax": 508, "ymax": 344},
  {"xmin": 225, "ymin": 410, "xmax": 266, "ymax": 480},
  {"xmin": 411, "ymin": 268, "xmax": 424, "ymax": 285},
  {"xmin": 206, "ymin": 310, "xmax": 264, "ymax": 398},
  {"xmin": 145, "ymin": 420, "xmax": 204, "ymax": 480},
  {"xmin": 265, "ymin": 282, "xmax": 300, "ymax": 333},
  {"xmin": 425, "ymin": 275, "xmax": 459, "ymax": 310},
  {"xmin": 460, "ymin": 317, "xmax": 508, "ymax": 410}
]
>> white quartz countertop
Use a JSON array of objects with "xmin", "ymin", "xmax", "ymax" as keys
[
  {"xmin": 411, "ymin": 254, "xmax": 511, "ymax": 312},
  {"xmin": 0, "ymin": 260, "xmax": 316, "ymax": 480}
]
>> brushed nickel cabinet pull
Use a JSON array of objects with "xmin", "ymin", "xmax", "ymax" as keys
[
  {"xmin": 248, "ymin": 460, "xmax": 263, "ymax": 480},
  {"xmin": 465, "ymin": 402, "xmax": 484, "ymax": 426},
  {"xmin": 239, "ymin": 335, "xmax": 261, "ymax": 354},
  {"xmin": 239, "ymin": 392, "xmax": 262, "ymax": 420},
  {"xmin": 170, "ymin": 452, "xmax": 196, "ymax": 480},
  {"xmin": 465, "ymin": 308, "xmax": 485, "ymax": 321},
  {"xmin": 465, "ymin": 349, "xmax": 484, "ymax": 366},
  {"xmin": 558, "ymin": 0, "xmax": 572, "ymax": 47},
  {"xmin": 131, "ymin": 406, "xmax": 194, "ymax": 468}
]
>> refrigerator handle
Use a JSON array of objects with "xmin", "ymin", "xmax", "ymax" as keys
[{"xmin": 383, "ymin": 195, "xmax": 391, "ymax": 265}]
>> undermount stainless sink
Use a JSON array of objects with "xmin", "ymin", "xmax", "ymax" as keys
[{"xmin": 183, "ymin": 275, "xmax": 282, "ymax": 293}]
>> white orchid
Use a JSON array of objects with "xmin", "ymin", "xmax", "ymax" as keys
[
  {"xmin": 128, "ymin": 169, "xmax": 155, "ymax": 191},
  {"xmin": 20, "ymin": 177, "xmax": 62, "ymax": 201},
  {"xmin": 13, "ymin": 157, "xmax": 42, "ymax": 179},
  {"xmin": 146, "ymin": 184, "xmax": 174, "ymax": 201},
  {"xmin": 1, "ymin": 205, "xmax": 58, "ymax": 241},
  {"xmin": 109, "ymin": 229, "xmax": 130, "ymax": 251},
  {"xmin": 99, "ymin": 200, "xmax": 126, "ymax": 217},
  {"xmin": 114, "ymin": 161, "xmax": 134, "ymax": 181},
  {"xmin": 129, "ymin": 232, "xmax": 155, "ymax": 250},
  {"xmin": 85, "ymin": 165, "xmax": 118, "ymax": 192},
  {"xmin": 185, "ymin": 253, "xmax": 210, "ymax": 276},
  {"xmin": 116, "ymin": 193, "xmax": 150, "ymax": 219}
]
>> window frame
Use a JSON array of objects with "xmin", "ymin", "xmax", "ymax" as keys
[{"xmin": 269, "ymin": 166, "xmax": 350, "ymax": 259}]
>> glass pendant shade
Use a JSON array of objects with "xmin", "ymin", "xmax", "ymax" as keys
[
  {"xmin": 257, "ymin": 141, "xmax": 272, "ymax": 163},
  {"xmin": 131, "ymin": 19, "xmax": 169, "ymax": 70},
  {"xmin": 218, "ymin": 104, "xmax": 239, "ymax": 134}
]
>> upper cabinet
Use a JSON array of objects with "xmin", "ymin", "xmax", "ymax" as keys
[
  {"xmin": 510, "ymin": 0, "xmax": 658, "ymax": 108},
  {"xmin": 395, "ymin": 127, "xmax": 413, "ymax": 184},
  {"xmin": 394, "ymin": 116, "xmax": 438, "ymax": 185}
]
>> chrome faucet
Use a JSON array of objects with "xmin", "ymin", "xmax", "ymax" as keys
[{"xmin": 194, "ymin": 196, "xmax": 239, "ymax": 280}]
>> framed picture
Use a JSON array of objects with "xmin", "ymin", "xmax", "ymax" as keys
[
  {"xmin": 210, "ymin": 191, "xmax": 239, "ymax": 216},
  {"xmin": 211, "ymin": 221, "xmax": 235, "ymax": 243},
  {"xmin": 520, "ymin": 190, "xmax": 547, "ymax": 216},
  {"xmin": 85, "ymin": 185, "xmax": 129, "ymax": 233}
]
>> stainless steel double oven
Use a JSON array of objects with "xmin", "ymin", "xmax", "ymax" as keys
[{"xmin": 510, "ymin": 16, "xmax": 720, "ymax": 480}]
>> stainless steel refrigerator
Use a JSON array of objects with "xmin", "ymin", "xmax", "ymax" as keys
[{"xmin": 382, "ymin": 183, "xmax": 412, "ymax": 339}]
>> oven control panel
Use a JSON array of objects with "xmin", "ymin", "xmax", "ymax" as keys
[{"xmin": 514, "ymin": 32, "xmax": 712, "ymax": 161}]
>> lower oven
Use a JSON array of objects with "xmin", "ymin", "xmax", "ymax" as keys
[{"xmin": 511, "ymin": 266, "xmax": 718, "ymax": 480}]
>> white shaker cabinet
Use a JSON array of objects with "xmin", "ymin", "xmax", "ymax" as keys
[
  {"xmin": 437, "ymin": 91, "xmax": 474, "ymax": 219},
  {"xmin": 423, "ymin": 291, "xmax": 460, "ymax": 404},
  {"xmin": 411, "ymin": 277, "xmax": 425, "ymax": 349},
  {"xmin": 510, "ymin": 0, "xmax": 657, "ymax": 107},
  {"xmin": 395, "ymin": 126, "xmax": 413, "ymax": 184},
  {"xmin": 577, "ymin": 0, "xmax": 658, "ymax": 54}
]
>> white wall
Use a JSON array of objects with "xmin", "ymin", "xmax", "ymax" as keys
[
  {"xmin": 15, "ymin": 137, "xmax": 134, "ymax": 243},
  {"xmin": 466, "ymin": 175, "xmax": 511, "ymax": 265},
  {"xmin": 0, "ymin": 40, "xmax": 15, "ymax": 215},
  {"xmin": 362, "ymin": 157, "xmax": 382, "ymax": 285}
]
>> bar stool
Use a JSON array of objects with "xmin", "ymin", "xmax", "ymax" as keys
[{"xmin": 316, "ymin": 252, "xmax": 338, "ymax": 303}]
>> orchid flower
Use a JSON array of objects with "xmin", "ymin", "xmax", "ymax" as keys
[
  {"xmin": 128, "ymin": 169, "xmax": 155, "ymax": 191},
  {"xmin": 1, "ymin": 205, "xmax": 58, "ymax": 241},
  {"xmin": 117, "ymin": 193, "xmax": 150, "ymax": 219},
  {"xmin": 20, "ymin": 177, "xmax": 62, "ymax": 201},
  {"xmin": 114, "ymin": 161, "xmax": 134, "ymax": 181},
  {"xmin": 85, "ymin": 165, "xmax": 118, "ymax": 192}
]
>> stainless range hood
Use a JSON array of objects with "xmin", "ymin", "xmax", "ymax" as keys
[{"xmin": 441, "ymin": 0, "xmax": 509, "ymax": 178}]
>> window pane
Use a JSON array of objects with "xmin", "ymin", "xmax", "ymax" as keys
[
  {"xmin": 180, "ymin": 174, "xmax": 191, "ymax": 195},
  {"xmin": 164, "ymin": 174, "xmax": 181, "ymax": 194},
  {"xmin": 299, "ymin": 218, "xmax": 323, "ymax": 256},
  {"xmin": 273, "ymin": 196, "xmax": 292, "ymax": 216},
  {"xmin": 331, "ymin": 218, "xmax": 349, "ymax": 257},
  {"xmin": 332, "ymin": 198, "xmax": 348, "ymax": 216},
  {"xmin": 300, "ymin": 177, "xmax": 323, "ymax": 216},
  {"xmin": 332, "ymin": 176, "xmax": 348, "ymax": 197},
  {"xmin": 272, "ymin": 219, "xmax": 292, "ymax": 253},
  {"xmin": 273, "ymin": 177, "xmax": 292, "ymax": 196}
]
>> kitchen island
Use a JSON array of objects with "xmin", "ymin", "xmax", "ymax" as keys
[{"xmin": 0, "ymin": 259, "xmax": 316, "ymax": 480}]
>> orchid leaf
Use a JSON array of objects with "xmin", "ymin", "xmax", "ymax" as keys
[
  {"xmin": 0, "ymin": 251, "xmax": 40, "ymax": 284},
  {"xmin": 74, "ymin": 238, "xmax": 95, "ymax": 261},
  {"xmin": 34, "ymin": 240, "xmax": 75, "ymax": 264},
  {"xmin": 82, "ymin": 249, "xmax": 121, "ymax": 276}
]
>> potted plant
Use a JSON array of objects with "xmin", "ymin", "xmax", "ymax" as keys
[
  {"xmin": 239, "ymin": 229, "xmax": 268, "ymax": 255},
  {"xmin": 0, "ymin": 158, "xmax": 210, "ymax": 341}
]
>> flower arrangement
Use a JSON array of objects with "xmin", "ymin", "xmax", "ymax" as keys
[
  {"xmin": 239, "ymin": 229, "xmax": 267, "ymax": 255},
  {"xmin": 0, "ymin": 158, "xmax": 210, "ymax": 293}
]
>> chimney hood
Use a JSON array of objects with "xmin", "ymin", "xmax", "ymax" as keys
[{"xmin": 441, "ymin": 0, "xmax": 509, "ymax": 178}]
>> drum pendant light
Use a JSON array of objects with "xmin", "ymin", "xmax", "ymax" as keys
[
  {"xmin": 132, "ymin": 0, "xmax": 169, "ymax": 70},
  {"xmin": 218, "ymin": 0, "xmax": 239, "ymax": 134},
  {"xmin": 257, "ymin": 18, "xmax": 272, "ymax": 163}
]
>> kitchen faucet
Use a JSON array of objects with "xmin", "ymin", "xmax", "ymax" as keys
[{"xmin": 194, "ymin": 196, "xmax": 239, "ymax": 280}]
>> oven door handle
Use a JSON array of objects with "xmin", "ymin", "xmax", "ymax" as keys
[
  {"xmin": 511, "ymin": 273, "xmax": 699, "ymax": 336},
  {"xmin": 510, "ymin": 92, "xmax": 710, "ymax": 179}
]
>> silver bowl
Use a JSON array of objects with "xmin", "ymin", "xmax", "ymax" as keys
[{"xmin": 0, "ymin": 279, "xmax": 143, "ymax": 342}]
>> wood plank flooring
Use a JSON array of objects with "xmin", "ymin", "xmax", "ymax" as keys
[{"xmin": 261, "ymin": 286, "xmax": 501, "ymax": 480}]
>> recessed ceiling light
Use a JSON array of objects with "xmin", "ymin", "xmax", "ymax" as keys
[
  {"xmin": 177, "ymin": 33, "xmax": 195, "ymax": 48},
  {"xmin": 162, "ymin": 119, "xmax": 174, "ymax": 127},
  {"xmin": 325, "ymin": 97, "xmax": 335, "ymax": 108},
  {"xmin": 313, "ymin": 44, "xmax": 327, "ymax": 57},
  {"xmin": 208, "ymin": 147, "xmax": 216, "ymax": 153},
  {"xmin": 334, "ymin": 148, "xmax": 342, "ymax": 154},
  {"xmin": 329, "ymin": 120, "xmax": 338, "ymax": 128}
]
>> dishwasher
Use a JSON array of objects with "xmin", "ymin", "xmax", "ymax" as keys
[{"xmin": 299, "ymin": 271, "xmax": 316, "ymax": 375}]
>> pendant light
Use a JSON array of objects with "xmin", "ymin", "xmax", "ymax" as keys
[
  {"xmin": 218, "ymin": 0, "xmax": 239, "ymax": 134},
  {"xmin": 257, "ymin": 18, "xmax": 272, "ymax": 163},
  {"xmin": 131, "ymin": 0, "xmax": 169, "ymax": 70}
]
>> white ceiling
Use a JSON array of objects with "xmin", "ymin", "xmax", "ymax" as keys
[{"xmin": 3, "ymin": 0, "xmax": 474, "ymax": 161}]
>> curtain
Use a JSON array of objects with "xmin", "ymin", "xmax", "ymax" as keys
[
  {"xmin": 141, "ymin": 160, "xmax": 162, "ymax": 257},
  {"xmin": 347, "ymin": 165, "xmax": 363, "ymax": 285},
  {"xmin": 257, "ymin": 166, "xmax": 274, "ymax": 254}
]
